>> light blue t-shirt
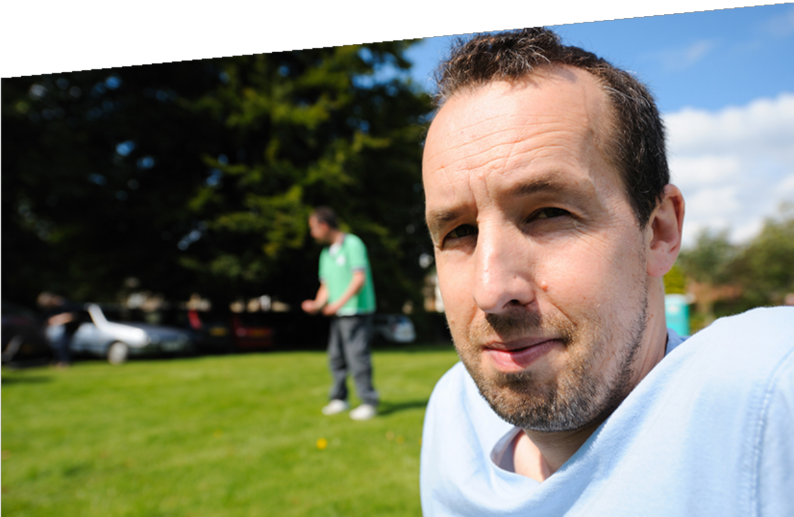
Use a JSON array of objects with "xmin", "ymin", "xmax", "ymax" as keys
[{"xmin": 421, "ymin": 307, "xmax": 794, "ymax": 516}]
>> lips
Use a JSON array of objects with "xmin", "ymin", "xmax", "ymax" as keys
[{"xmin": 483, "ymin": 337, "xmax": 561, "ymax": 372}]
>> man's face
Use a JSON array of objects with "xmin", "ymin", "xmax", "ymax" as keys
[
  {"xmin": 308, "ymin": 216, "xmax": 331, "ymax": 243},
  {"xmin": 423, "ymin": 67, "xmax": 655, "ymax": 432}
]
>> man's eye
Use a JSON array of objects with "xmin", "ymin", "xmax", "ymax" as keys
[
  {"xmin": 533, "ymin": 207, "xmax": 570, "ymax": 220},
  {"xmin": 447, "ymin": 224, "xmax": 477, "ymax": 240}
]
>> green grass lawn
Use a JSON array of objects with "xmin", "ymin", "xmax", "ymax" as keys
[{"xmin": 1, "ymin": 344, "xmax": 459, "ymax": 516}]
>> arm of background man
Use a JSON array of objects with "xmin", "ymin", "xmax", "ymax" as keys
[
  {"xmin": 48, "ymin": 312, "xmax": 74, "ymax": 326},
  {"xmin": 301, "ymin": 283, "xmax": 329, "ymax": 314},
  {"xmin": 322, "ymin": 271, "xmax": 365, "ymax": 316}
]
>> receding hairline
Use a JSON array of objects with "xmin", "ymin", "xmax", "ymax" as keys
[
  {"xmin": 426, "ymin": 64, "xmax": 624, "ymax": 211},
  {"xmin": 434, "ymin": 63, "xmax": 616, "ymax": 131},
  {"xmin": 429, "ymin": 28, "xmax": 670, "ymax": 229}
]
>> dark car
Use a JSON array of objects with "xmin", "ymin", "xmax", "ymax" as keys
[
  {"xmin": 230, "ymin": 313, "xmax": 275, "ymax": 351},
  {"xmin": 1, "ymin": 302, "xmax": 53, "ymax": 365},
  {"xmin": 160, "ymin": 309, "xmax": 234, "ymax": 354}
]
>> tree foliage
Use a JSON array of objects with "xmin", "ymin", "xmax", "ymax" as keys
[
  {"xmin": 2, "ymin": 42, "xmax": 434, "ymax": 311},
  {"xmin": 731, "ymin": 203, "xmax": 794, "ymax": 307},
  {"xmin": 677, "ymin": 229, "xmax": 737, "ymax": 286},
  {"xmin": 3, "ymin": 63, "xmax": 215, "ymax": 303},
  {"xmin": 663, "ymin": 262, "xmax": 687, "ymax": 295},
  {"xmin": 675, "ymin": 204, "xmax": 794, "ymax": 325}
]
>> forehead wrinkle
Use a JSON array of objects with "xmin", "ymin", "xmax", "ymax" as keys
[
  {"xmin": 425, "ymin": 125, "xmax": 525, "ymax": 174},
  {"xmin": 423, "ymin": 68, "xmax": 616, "ymax": 238}
]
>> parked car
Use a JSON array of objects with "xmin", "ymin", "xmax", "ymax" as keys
[
  {"xmin": 152, "ymin": 308, "xmax": 233, "ymax": 354},
  {"xmin": 230, "ymin": 313, "xmax": 275, "ymax": 351},
  {"xmin": 64, "ymin": 304, "xmax": 193, "ymax": 364},
  {"xmin": 373, "ymin": 314, "xmax": 416, "ymax": 344},
  {"xmin": 185, "ymin": 309, "xmax": 234, "ymax": 353},
  {"xmin": 1, "ymin": 301, "xmax": 52, "ymax": 365}
]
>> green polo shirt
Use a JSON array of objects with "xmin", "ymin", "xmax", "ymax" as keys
[{"xmin": 319, "ymin": 233, "xmax": 376, "ymax": 316}]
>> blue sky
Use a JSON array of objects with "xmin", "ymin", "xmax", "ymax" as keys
[{"xmin": 405, "ymin": 4, "xmax": 794, "ymax": 247}]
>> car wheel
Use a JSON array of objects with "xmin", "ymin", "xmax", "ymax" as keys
[{"xmin": 107, "ymin": 342, "xmax": 129, "ymax": 365}]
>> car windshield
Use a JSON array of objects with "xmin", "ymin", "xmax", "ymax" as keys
[{"xmin": 101, "ymin": 308, "xmax": 153, "ymax": 324}]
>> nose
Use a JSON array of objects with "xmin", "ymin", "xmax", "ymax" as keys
[{"xmin": 472, "ymin": 223, "xmax": 536, "ymax": 313}]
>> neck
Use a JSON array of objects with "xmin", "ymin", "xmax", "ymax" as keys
[
  {"xmin": 514, "ymin": 420, "xmax": 603, "ymax": 481},
  {"xmin": 328, "ymin": 229, "xmax": 344, "ymax": 245}
]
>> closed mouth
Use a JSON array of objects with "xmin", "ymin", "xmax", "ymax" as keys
[{"xmin": 483, "ymin": 337, "xmax": 562, "ymax": 372}]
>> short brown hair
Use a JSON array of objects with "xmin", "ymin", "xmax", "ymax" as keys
[
  {"xmin": 311, "ymin": 206, "xmax": 338, "ymax": 229},
  {"xmin": 434, "ymin": 28, "xmax": 669, "ymax": 228}
]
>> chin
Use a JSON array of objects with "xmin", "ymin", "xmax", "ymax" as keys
[{"xmin": 458, "ymin": 318, "xmax": 646, "ymax": 432}]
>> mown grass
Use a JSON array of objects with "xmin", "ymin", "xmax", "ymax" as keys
[{"xmin": 1, "ymin": 344, "xmax": 459, "ymax": 516}]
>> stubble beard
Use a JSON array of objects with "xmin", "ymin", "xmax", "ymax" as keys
[{"xmin": 452, "ymin": 285, "xmax": 649, "ymax": 433}]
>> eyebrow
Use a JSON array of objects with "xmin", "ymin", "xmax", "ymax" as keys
[
  {"xmin": 425, "ymin": 173, "xmax": 593, "ymax": 239},
  {"xmin": 425, "ymin": 209, "xmax": 463, "ymax": 240}
]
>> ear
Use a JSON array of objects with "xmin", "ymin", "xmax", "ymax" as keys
[{"xmin": 646, "ymin": 184, "xmax": 685, "ymax": 278}]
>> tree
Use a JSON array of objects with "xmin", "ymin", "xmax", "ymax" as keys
[
  {"xmin": 675, "ymin": 205, "xmax": 794, "ymax": 328},
  {"xmin": 663, "ymin": 262, "xmax": 687, "ymax": 295},
  {"xmin": 732, "ymin": 204, "xmax": 794, "ymax": 307},
  {"xmin": 676, "ymin": 229, "xmax": 738, "ymax": 326},
  {"xmin": 2, "ymin": 42, "xmax": 434, "ymax": 312},
  {"xmin": 3, "ymin": 62, "xmax": 225, "ymax": 305},
  {"xmin": 177, "ymin": 43, "xmax": 433, "ymax": 310}
]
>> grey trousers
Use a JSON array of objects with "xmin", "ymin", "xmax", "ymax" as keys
[{"xmin": 327, "ymin": 315, "xmax": 378, "ymax": 406}]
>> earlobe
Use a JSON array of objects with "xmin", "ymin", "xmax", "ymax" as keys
[{"xmin": 646, "ymin": 184, "xmax": 685, "ymax": 278}]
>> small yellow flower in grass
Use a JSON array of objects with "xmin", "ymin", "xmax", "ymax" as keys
[
  {"xmin": 396, "ymin": 435, "xmax": 405, "ymax": 444},
  {"xmin": 316, "ymin": 438, "xmax": 328, "ymax": 450},
  {"xmin": 214, "ymin": 430, "xmax": 223, "ymax": 438}
]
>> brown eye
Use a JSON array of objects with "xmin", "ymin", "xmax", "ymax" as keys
[
  {"xmin": 447, "ymin": 224, "xmax": 477, "ymax": 240},
  {"xmin": 534, "ymin": 207, "xmax": 570, "ymax": 220}
]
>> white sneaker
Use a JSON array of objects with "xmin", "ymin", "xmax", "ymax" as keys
[
  {"xmin": 322, "ymin": 399, "xmax": 349, "ymax": 415},
  {"xmin": 349, "ymin": 404, "xmax": 377, "ymax": 421}
]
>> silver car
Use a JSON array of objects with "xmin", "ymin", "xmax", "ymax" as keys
[
  {"xmin": 373, "ymin": 314, "xmax": 416, "ymax": 344},
  {"xmin": 49, "ymin": 304, "xmax": 193, "ymax": 364}
]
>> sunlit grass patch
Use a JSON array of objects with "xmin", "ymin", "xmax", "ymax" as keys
[{"xmin": 2, "ymin": 344, "xmax": 458, "ymax": 516}]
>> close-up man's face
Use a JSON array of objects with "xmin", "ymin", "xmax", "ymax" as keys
[{"xmin": 423, "ymin": 66, "xmax": 658, "ymax": 432}]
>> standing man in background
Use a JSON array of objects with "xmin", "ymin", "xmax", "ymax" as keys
[
  {"xmin": 37, "ymin": 291, "xmax": 79, "ymax": 368},
  {"xmin": 301, "ymin": 207, "xmax": 379, "ymax": 421}
]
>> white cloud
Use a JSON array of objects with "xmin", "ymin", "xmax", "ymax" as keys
[
  {"xmin": 733, "ymin": 219, "xmax": 765, "ymax": 243},
  {"xmin": 669, "ymin": 155, "xmax": 741, "ymax": 188},
  {"xmin": 664, "ymin": 92, "xmax": 794, "ymax": 247},
  {"xmin": 683, "ymin": 186, "xmax": 740, "ymax": 219},
  {"xmin": 778, "ymin": 173, "xmax": 794, "ymax": 195},
  {"xmin": 666, "ymin": 93, "xmax": 794, "ymax": 158},
  {"xmin": 651, "ymin": 39, "xmax": 718, "ymax": 71},
  {"xmin": 683, "ymin": 40, "xmax": 717, "ymax": 65},
  {"xmin": 766, "ymin": 5, "xmax": 794, "ymax": 38}
]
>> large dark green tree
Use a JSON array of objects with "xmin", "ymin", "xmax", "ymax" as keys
[
  {"xmin": 2, "ymin": 42, "xmax": 434, "ymax": 311},
  {"xmin": 3, "ymin": 62, "xmax": 217, "ymax": 303},
  {"xmin": 181, "ymin": 44, "xmax": 433, "ymax": 310}
]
